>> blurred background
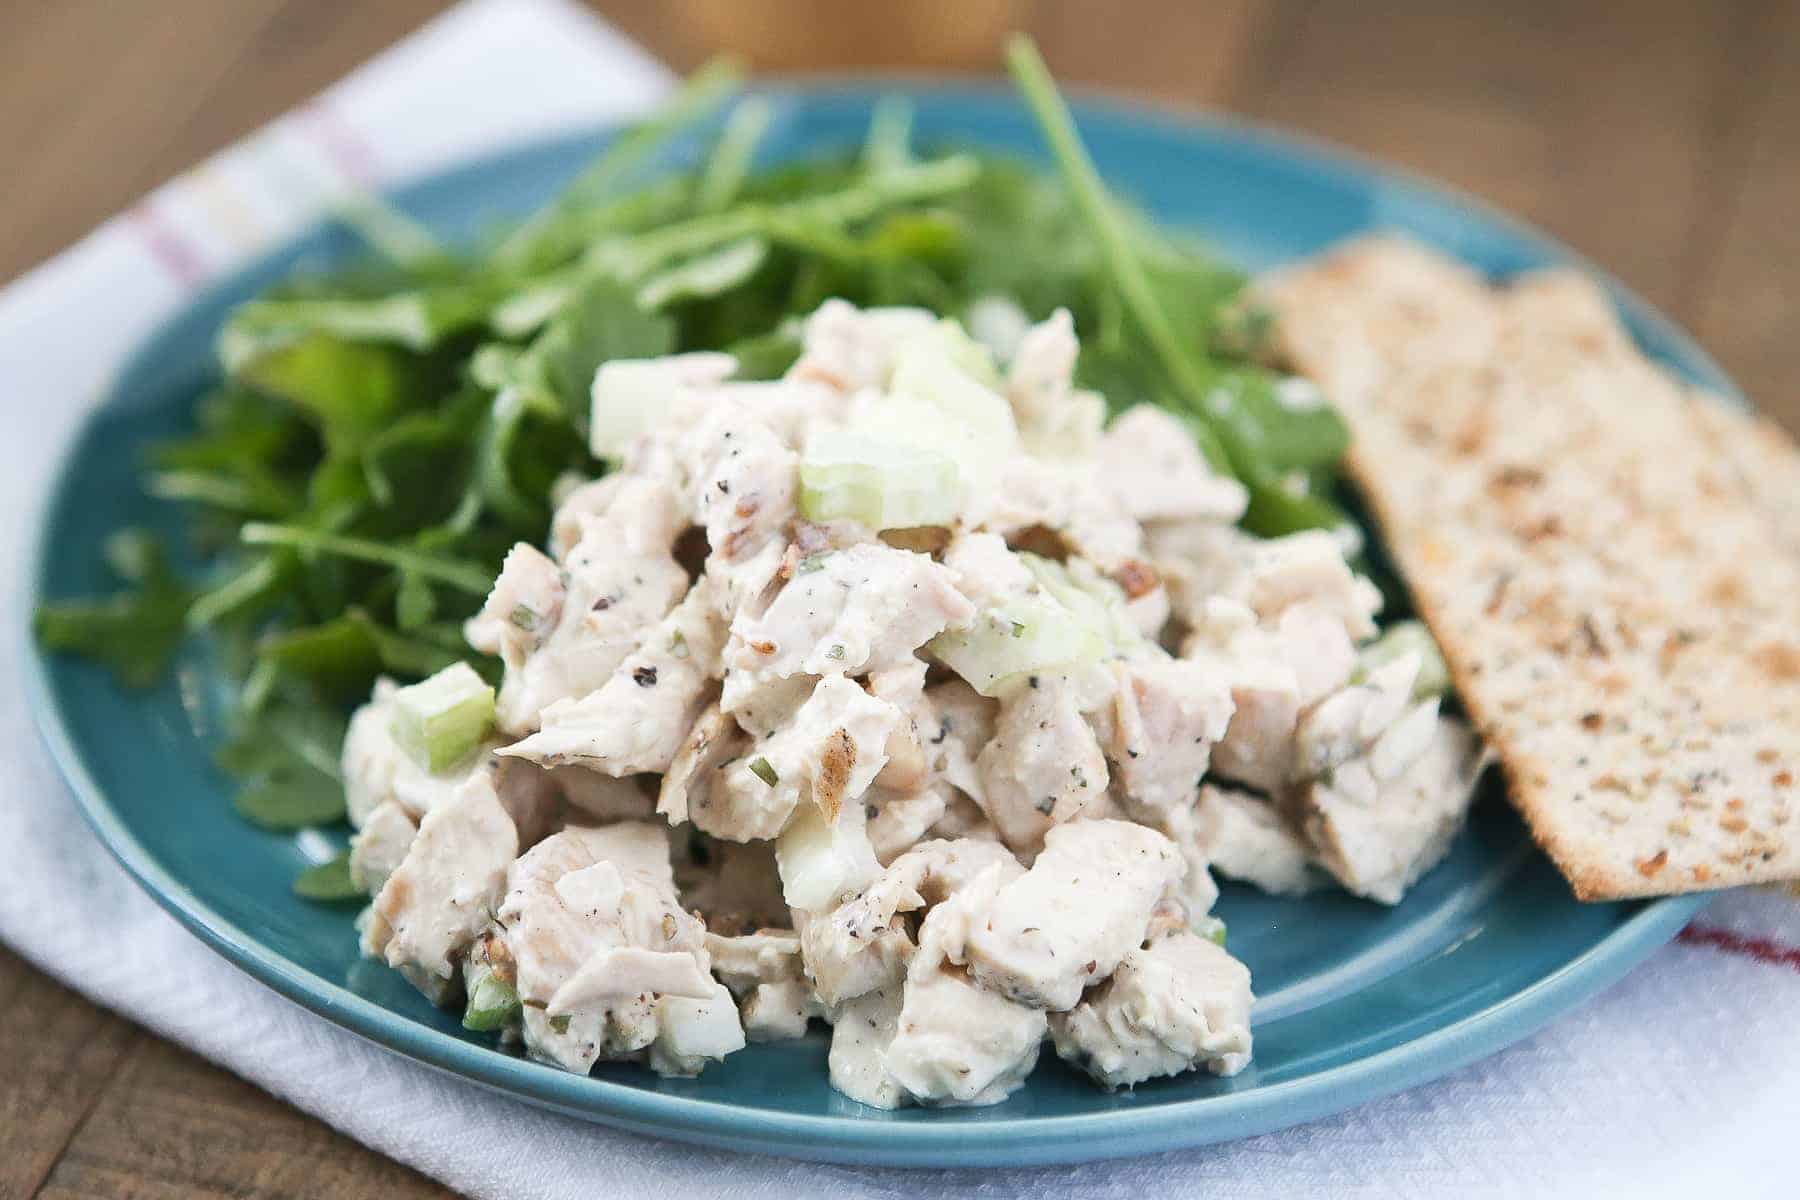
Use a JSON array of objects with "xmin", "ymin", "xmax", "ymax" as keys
[{"xmin": 4, "ymin": 0, "xmax": 1795, "ymax": 436}]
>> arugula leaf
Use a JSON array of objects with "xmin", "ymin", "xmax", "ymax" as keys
[
  {"xmin": 216, "ymin": 700, "xmax": 347, "ymax": 781},
  {"xmin": 482, "ymin": 273, "xmax": 677, "ymax": 430},
  {"xmin": 254, "ymin": 609, "xmax": 470, "ymax": 704},
  {"xmin": 239, "ymin": 523, "xmax": 494, "ymax": 595},
  {"xmin": 638, "ymin": 238, "xmax": 769, "ymax": 310},
  {"xmin": 331, "ymin": 193, "xmax": 449, "ymax": 270},
  {"xmin": 697, "ymin": 97, "xmax": 774, "ymax": 214},
  {"xmin": 34, "ymin": 531, "xmax": 195, "ymax": 688},
  {"xmin": 234, "ymin": 773, "xmax": 347, "ymax": 830},
  {"xmin": 231, "ymin": 333, "xmax": 421, "ymax": 453},
  {"xmin": 724, "ymin": 326, "xmax": 802, "ymax": 381},
  {"xmin": 496, "ymin": 58, "xmax": 743, "ymax": 271},
  {"xmin": 219, "ymin": 283, "xmax": 499, "ymax": 369},
  {"xmin": 293, "ymin": 853, "xmax": 360, "ymax": 902}
]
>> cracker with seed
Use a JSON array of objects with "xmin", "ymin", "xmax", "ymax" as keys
[{"xmin": 1258, "ymin": 236, "xmax": 1800, "ymax": 899}]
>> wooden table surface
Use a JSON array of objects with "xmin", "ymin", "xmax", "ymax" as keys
[{"xmin": 3, "ymin": 1, "xmax": 1796, "ymax": 1196}]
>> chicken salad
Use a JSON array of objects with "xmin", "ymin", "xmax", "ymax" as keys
[{"xmin": 340, "ymin": 300, "xmax": 1478, "ymax": 1104}]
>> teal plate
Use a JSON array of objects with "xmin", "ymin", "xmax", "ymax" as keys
[{"xmin": 27, "ymin": 83, "xmax": 1716, "ymax": 1168}]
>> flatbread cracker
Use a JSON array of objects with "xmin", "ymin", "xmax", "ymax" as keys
[{"xmin": 1259, "ymin": 236, "xmax": 1800, "ymax": 899}]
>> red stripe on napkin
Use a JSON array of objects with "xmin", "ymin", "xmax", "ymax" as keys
[
  {"xmin": 127, "ymin": 200, "xmax": 207, "ymax": 288},
  {"xmin": 1678, "ymin": 924, "xmax": 1800, "ymax": 973},
  {"xmin": 302, "ymin": 99, "xmax": 381, "ymax": 187}
]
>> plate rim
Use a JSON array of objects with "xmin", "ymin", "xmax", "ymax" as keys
[{"xmin": 23, "ymin": 80, "xmax": 1718, "ymax": 1168}]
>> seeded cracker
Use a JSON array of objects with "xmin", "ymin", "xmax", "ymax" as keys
[{"xmin": 1258, "ymin": 236, "xmax": 1800, "ymax": 899}]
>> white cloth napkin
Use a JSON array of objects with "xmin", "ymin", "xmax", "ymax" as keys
[{"xmin": 2, "ymin": 2, "xmax": 1796, "ymax": 1196}]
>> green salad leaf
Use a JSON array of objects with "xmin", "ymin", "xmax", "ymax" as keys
[
  {"xmin": 292, "ymin": 853, "xmax": 361, "ymax": 902},
  {"xmin": 34, "ymin": 530, "xmax": 196, "ymax": 688}
]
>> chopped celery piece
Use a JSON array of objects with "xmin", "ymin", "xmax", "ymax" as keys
[
  {"xmin": 898, "ymin": 317, "xmax": 1002, "ymax": 389},
  {"xmin": 463, "ymin": 969, "xmax": 523, "ymax": 1032},
  {"xmin": 854, "ymin": 397, "xmax": 1014, "ymax": 509},
  {"xmin": 1020, "ymin": 553, "xmax": 1141, "ymax": 655},
  {"xmin": 390, "ymin": 662, "xmax": 495, "ymax": 771},
  {"xmin": 926, "ymin": 594, "xmax": 1107, "ymax": 697},
  {"xmin": 1355, "ymin": 619, "xmax": 1451, "ymax": 700},
  {"xmin": 798, "ymin": 429, "xmax": 964, "ymax": 529},
  {"xmin": 965, "ymin": 295, "xmax": 1032, "ymax": 363},
  {"xmin": 889, "ymin": 335, "xmax": 1018, "ymax": 460},
  {"xmin": 775, "ymin": 798, "xmax": 880, "ymax": 911},
  {"xmin": 587, "ymin": 352, "xmax": 737, "ymax": 461}
]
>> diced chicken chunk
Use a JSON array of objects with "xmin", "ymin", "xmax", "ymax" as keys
[
  {"xmin": 796, "ymin": 838, "xmax": 1018, "ymax": 1007},
  {"xmin": 679, "ymin": 404, "xmax": 799, "ymax": 569},
  {"xmin": 1106, "ymin": 657, "xmax": 1235, "ymax": 821},
  {"xmin": 496, "ymin": 822, "xmax": 742, "ymax": 1074},
  {"xmin": 1292, "ymin": 654, "xmax": 1423, "ymax": 781},
  {"xmin": 884, "ymin": 888, "xmax": 1046, "ymax": 1106},
  {"xmin": 547, "ymin": 476, "xmax": 622, "ymax": 563},
  {"xmin": 741, "ymin": 978, "xmax": 823, "ymax": 1042},
  {"xmin": 491, "ymin": 477, "xmax": 690, "ymax": 734},
  {"xmin": 866, "ymin": 659, "xmax": 931, "ymax": 795},
  {"xmin": 1205, "ymin": 656, "xmax": 1304, "ymax": 794},
  {"xmin": 980, "ymin": 456, "xmax": 1143, "ymax": 568},
  {"xmin": 866, "ymin": 785, "xmax": 949, "ymax": 864},
  {"xmin": 464, "ymin": 543, "xmax": 564, "ymax": 671},
  {"xmin": 976, "ymin": 672, "xmax": 1111, "ymax": 855},
  {"xmin": 705, "ymin": 928, "xmax": 803, "ymax": 994},
  {"xmin": 719, "ymin": 668, "xmax": 817, "ymax": 740},
  {"xmin": 1298, "ymin": 714, "xmax": 1484, "ymax": 904},
  {"xmin": 1192, "ymin": 784, "xmax": 1319, "ymax": 896},
  {"xmin": 1241, "ymin": 530, "xmax": 1381, "ymax": 643},
  {"xmin": 347, "ymin": 800, "xmax": 417, "ymax": 895},
  {"xmin": 499, "ymin": 584, "xmax": 726, "ymax": 774},
  {"xmin": 342, "ymin": 678, "xmax": 490, "ymax": 825},
  {"xmin": 819, "ymin": 841, "xmax": 1036, "ymax": 1109},
  {"xmin": 826, "ymin": 985, "xmax": 907, "ymax": 1109},
  {"xmin": 1005, "ymin": 309, "xmax": 1105, "ymax": 459},
  {"xmin": 766, "ymin": 673, "xmax": 902, "ymax": 824},
  {"xmin": 365, "ymin": 774, "xmax": 519, "ymax": 984},
  {"xmin": 941, "ymin": 531, "xmax": 1035, "ymax": 610},
  {"xmin": 791, "ymin": 300, "xmax": 936, "ymax": 393},
  {"xmin": 701, "ymin": 926, "xmax": 814, "ymax": 1042},
  {"xmin": 656, "ymin": 702, "xmax": 747, "ymax": 829},
  {"xmin": 963, "ymin": 819, "xmax": 1184, "ymax": 1010},
  {"xmin": 698, "ymin": 675, "xmax": 902, "ymax": 844},
  {"xmin": 1096, "ymin": 405, "xmax": 1248, "ymax": 524},
  {"xmin": 1146, "ymin": 801, "xmax": 1221, "ymax": 917},
  {"xmin": 729, "ymin": 543, "xmax": 974, "ymax": 680},
  {"xmin": 1190, "ymin": 599, "xmax": 1362, "ymax": 793},
  {"xmin": 1050, "ymin": 929, "xmax": 1253, "ymax": 1087},
  {"xmin": 921, "ymin": 678, "xmax": 996, "ymax": 810}
]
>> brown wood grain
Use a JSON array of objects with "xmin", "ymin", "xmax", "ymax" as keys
[
  {"xmin": 0, "ymin": 947, "xmax": 138, "ymax": 1198},
  {"xmin": 35, "ymin": 1036, "xmax": 456, "ymax": 1200},
  {"xmin": 1690, "ymin": 2, "xmax": 1800, "ymax": 431},
  {"xmin": 1, "ymin": 0, "xmax": 1795, "ymax": 1196}
]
